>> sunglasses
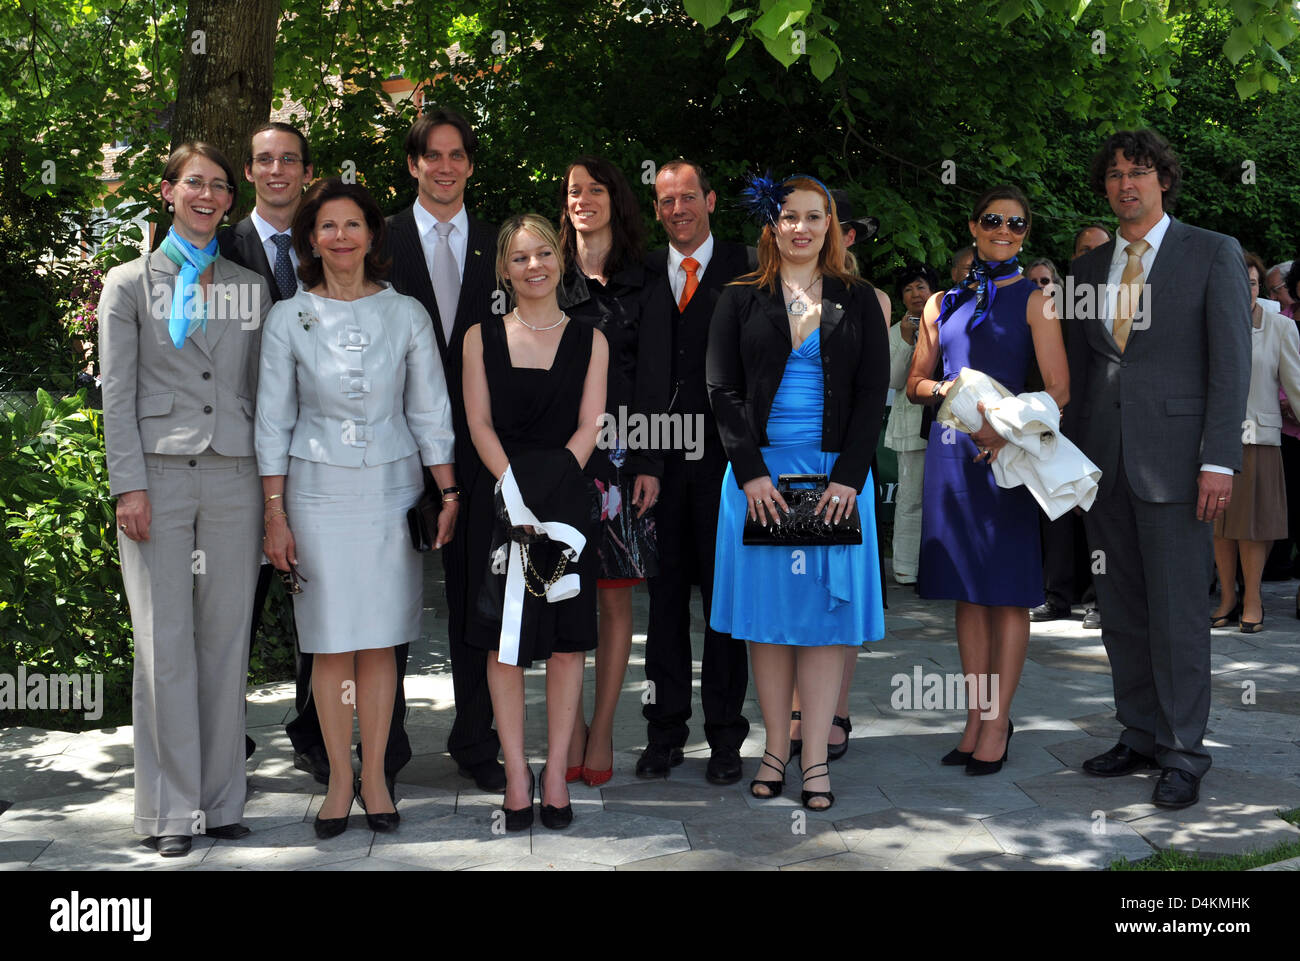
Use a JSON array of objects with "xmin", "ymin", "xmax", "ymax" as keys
[
  {"xmin": 977, "ymin": 213, "xmax": 1029, "ymax": 235},
  {"xmin": 277, "ymin": 565, "xmax": 309, "ymax": 595},
  {"xmin": 1033, "ymin": 276, "xmax": 1052, "ymax": 287}
]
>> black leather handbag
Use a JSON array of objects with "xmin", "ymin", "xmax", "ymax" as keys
[
  {"xmin": 407, "ymin": 489, "xmax": 441, "ymax": 552},
  {"xmin": 742, "ymin": 474, "xmax": 862, "ymax": 546}
]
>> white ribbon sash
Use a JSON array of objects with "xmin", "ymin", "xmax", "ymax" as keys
[{"xmin": 496, "ymin": 464, "xmax": 587, "ymax": 666}]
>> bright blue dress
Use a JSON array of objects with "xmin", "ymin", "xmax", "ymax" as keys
[
  {"xmin": 917, "ymin": 276, "xmax": 1044, "ymax": 607},
  {"xmin": 710, "ymin": 330, "xmax": 886, "ymax": 646}
]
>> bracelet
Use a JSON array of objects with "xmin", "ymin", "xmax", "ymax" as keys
[
  {"xmin": 442, "ymin": 494, "xmax": 460, "ymax": 503},
  {"xmin": 265, "ymin": 508, "xmax": 287, "ymax": 519},
  {"xmin": 264, "ymin": 493, "xmax": 283, "ymax": 504}
]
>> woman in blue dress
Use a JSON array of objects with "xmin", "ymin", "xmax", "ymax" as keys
[
  {"xmin": 707, "ymin": 176, "xmax": 890, "ymax": 810},
  {"xmin": 906, "ymin": 185, "xmax": 1069, "ymax": 775}
]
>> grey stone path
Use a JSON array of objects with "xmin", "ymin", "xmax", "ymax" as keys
[{"xmin": 3, "ymin": 557, "xmax": 1300, "ymax": 871}]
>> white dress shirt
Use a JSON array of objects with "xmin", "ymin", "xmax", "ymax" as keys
[
  {"xmin": 667, "ymin": 232, "xmax": 714, "ymax": 305},
  {"xmin": 1104, "ymin": 212, "xmax": 1228, "ymax": 476},
  {"xmin": 1103, "ymin": 212, "xmax": 1170, "ymax": 337},
  {"xmin": 413, "ymin": 201, "xmax": 469, "ymax": 282},
  {"xmin": 251, "ymin": 208, "xmax": 300, "ymax": 273}
]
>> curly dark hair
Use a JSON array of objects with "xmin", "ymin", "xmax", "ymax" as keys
[
  {"xmin": 292, "ymin": 178, "xmax": 391, "ymax": 289},
  {"xmin": 893, "ymin": 263, "xmax": 940, "ymax": 304},
  {"xmin": 1089, "ymin": 128, "xmax": 1181, "ymax": 212},
  {"xmin": 558, "ymin": 155, "xmax": 645, "ymax": 278}
]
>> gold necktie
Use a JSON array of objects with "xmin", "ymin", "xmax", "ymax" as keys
[{"xmin": 1113, "ymin": 239, "xmax": 1150, "ymax": 352}]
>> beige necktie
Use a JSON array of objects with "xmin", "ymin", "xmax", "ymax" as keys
[{"xmin": 1113, "ymin": 239, "xmax": 1151, "ymax": 352}]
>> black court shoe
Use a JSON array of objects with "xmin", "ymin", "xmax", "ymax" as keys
[
  {"xmin": 502, "ymin": 768, "xmax": 535, "ymax": 832},
  {"xmin": 965, "ymin": 719, "xmax": 1014, "ymax": 776},
  {"xmin": 538, "ymin": 766, "xmax": 573, "ymax": 830}
]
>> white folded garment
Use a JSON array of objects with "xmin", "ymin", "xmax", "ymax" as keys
[{"xmin": 938, "ymin": 367, "xmax": 1101, "ymax": 520}]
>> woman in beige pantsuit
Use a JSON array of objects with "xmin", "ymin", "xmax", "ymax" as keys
[{"xmin": 99, "ymin": 143, "xmax": 270, "ymax": 858}]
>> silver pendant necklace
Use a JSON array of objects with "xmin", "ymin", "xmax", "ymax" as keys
[
  {"xmin": 782, "ymin": 274, "xmax": 821, "ymax": 316},
  {"xmin": 512, "ymin": 308, "xmax": 566, "ymax": 332}
]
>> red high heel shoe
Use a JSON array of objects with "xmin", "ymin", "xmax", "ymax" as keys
[{"xmin": 581, "ymin": 764, "xmax": 613, "ymax": 787}]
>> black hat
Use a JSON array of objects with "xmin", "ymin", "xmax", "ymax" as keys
[{"xmin": 830, "ymin": 189, "xmax": 879, "ymax": 243}]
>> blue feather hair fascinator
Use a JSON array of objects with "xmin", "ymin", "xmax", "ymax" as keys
[
  {"xmin": 740, "ymin": 171, "xmax": 837, "ymax": 226},
  {"xmin": 740, "ymin": 171, "xmax": 792, "ymax": 226}
]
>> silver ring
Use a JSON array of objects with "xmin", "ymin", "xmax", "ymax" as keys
[
  {"xmin": 1217, "ymin": 497, "xmax": 1226, "ymax": 501},
  {"xmin": 831, "ymin": 495, "xmax": 841, "ymax": 504},
  {"xmin": 118, "ymin": 524, "xmax": 127, "ymax": 532}
]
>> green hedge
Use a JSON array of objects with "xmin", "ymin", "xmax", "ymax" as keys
[{"xmin": 0, "ymin": 390, "xmax": 295, "ymax": 731}]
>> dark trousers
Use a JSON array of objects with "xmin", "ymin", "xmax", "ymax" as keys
[
  {"xmin": 250, "ymin": 563, "xmax": 411, "ymax": 776},
  {"xmin": 440, "ymin": 514, "xmax": 500, "ymax": 768},
  {"xmin": 644, "ymin": 450, "xmax": 749, "ymax": 751},
  {"xmin": 1081, "ymin": 459, "xmax": 1213, "ymax": 776},
  {"xmin": 1041, "ymin": 509, "xmax": 1097, "ymax": 609}
]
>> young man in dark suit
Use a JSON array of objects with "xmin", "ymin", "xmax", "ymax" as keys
[
  {"xmin": 382, "ymin": 107, "xmax": 505, "ymax": 791},
  {"xmin": 637, "ymin": 159, "xmax": 755, "ymax": 783},
  {"xmin": 218, "ymin": 121, "xmax": 329, "ymax": 784},
  {"xmin": 1067, "ymin": 129, "xmax": 1251, "ymax": 808}
]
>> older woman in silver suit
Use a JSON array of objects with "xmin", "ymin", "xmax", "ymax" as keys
[
  {"xmin": 257, "ymin": 178, "xmax": 456, "ymax": 839},
  {"xmin": 100, "ymin": 142, "xmax": 269, "ymax": 857}
]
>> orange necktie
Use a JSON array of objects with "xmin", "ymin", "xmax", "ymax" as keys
[{"xmin": 678, "ymin": 257, "xmax": 700, "ymax": 312}]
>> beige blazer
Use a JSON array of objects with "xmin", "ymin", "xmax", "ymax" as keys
[
  {"xmin": 1244, "ymin": 307, "xmax": 1300, "ymax": 447},
  {"xmin": 99, "ymin": 250, "xmax": 271, "ymax": 495}
]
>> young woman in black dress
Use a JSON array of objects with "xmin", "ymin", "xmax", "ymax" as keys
[
  {"xmin": 558, "ymin": 156, "xmax": 665, "ymax": 786},
  {"xmin": 462, "ymin": 214, "xmax": 608, "ymax": 829}
]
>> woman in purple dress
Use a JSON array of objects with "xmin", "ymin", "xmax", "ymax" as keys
[{"xmin": 906, "ymin": 186, "xmax": 1068, "ymax": 775}]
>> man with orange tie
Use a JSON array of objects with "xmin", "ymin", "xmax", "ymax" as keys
[
  {"xmin": 637, "ymin": 160, "xmax": 756, "ymax": 783},
  {"xmin": 1067, "ymin": 129, "xmax": 1250, "ymax": 808}
]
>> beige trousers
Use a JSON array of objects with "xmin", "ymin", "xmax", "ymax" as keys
[{"xmin": 118, "ymin": 452, "xmax": 262, "ymax": 836}]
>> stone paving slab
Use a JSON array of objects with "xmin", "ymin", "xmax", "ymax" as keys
[
  {"xmin": 832, "ymin": 808, "xmax": 1004, "ymax": 868},
  {"xmin": 981, "ymin": 805, "xmax": 1154, "ymax": 867},
  {"xmin": 5, "ymin": 562, "xmax": 1300, "ymax": 870},
  {"xmin": 1122, "ymin": 770, "xmax": 1300, "ymax": 857}
]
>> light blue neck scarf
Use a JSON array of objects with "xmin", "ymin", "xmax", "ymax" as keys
[{"xmin": 160, "ymin": 227, "xmax": 218, "ymax": 348}]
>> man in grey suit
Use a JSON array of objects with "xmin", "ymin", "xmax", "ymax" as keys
[{"xmin": 1067, "ymin": 129, "xmax": 1251, "ymax": 808}]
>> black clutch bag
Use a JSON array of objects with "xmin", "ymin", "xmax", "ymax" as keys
[
  {"xmin": 742, "ymin": 474, "xmax": 862, "ymax": 546},
  {"xmin": 407, "ymin": 488, "xmax": 441, "ymax": 552}
]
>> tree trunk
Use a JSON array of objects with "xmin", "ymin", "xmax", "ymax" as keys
[{"xmin": 170, "ymin": 0, "xmax": 280, "ymax": 206}]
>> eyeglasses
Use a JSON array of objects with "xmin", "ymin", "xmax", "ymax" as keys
[
  {"xmin": 1269, "ymin": 282, "xmax": 1288, "ymax": 295},
  {"xmin": 1105, "ymin": 167, "xmax": 1156, "ymax": 183},
  {"xmin": 277, "ymin": 565, "xmax": 308, "ymax": 594},
  {"xmin": 252, "ymin": 154, "xmax": 303, "ymax": 168},
  {"xmin": 173, "ymin": 176, "xmax": 235, "ymax": 196},
  {"xmin": 977, "ymin": 213, "xmax": 1028, "ymax": 235}
]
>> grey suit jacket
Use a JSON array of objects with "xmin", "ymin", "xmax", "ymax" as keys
[
  {"xmin": 99, "ymin": 250, "xmax": 271, "ymax": 495},
  {"xmin": 1064, "ymin": 216, "xmax": 1251, "ymax": 503}
]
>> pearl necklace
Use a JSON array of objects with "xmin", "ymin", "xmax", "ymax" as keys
[{"xmin": 512, "ymin": 308, "xmax": 566, "ymax": 332}]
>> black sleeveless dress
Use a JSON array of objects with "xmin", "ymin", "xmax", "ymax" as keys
[{"xmin": 466, "ymin": 314, "xmax": 600, "ymax": 665}]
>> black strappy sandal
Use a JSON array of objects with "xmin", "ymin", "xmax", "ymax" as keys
[
  {"xmin": 801, "ymin": 761, "xmax": 835, "ymax": 811},
  {"xmin": 789, "ymin": 711, "xmax": 802, "ymax": 757},
  {"xmin": 827, "ymin": 715, "xmax": 852, "ymax": 762},
  {"xmin": 749, "ymin": 750, "xmax": 788, "ymax": 799}
]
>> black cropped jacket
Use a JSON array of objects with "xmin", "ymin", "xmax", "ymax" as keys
[{"xmin": 705, "ymin": 275, "xmax": 889, "ymax": 491}]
